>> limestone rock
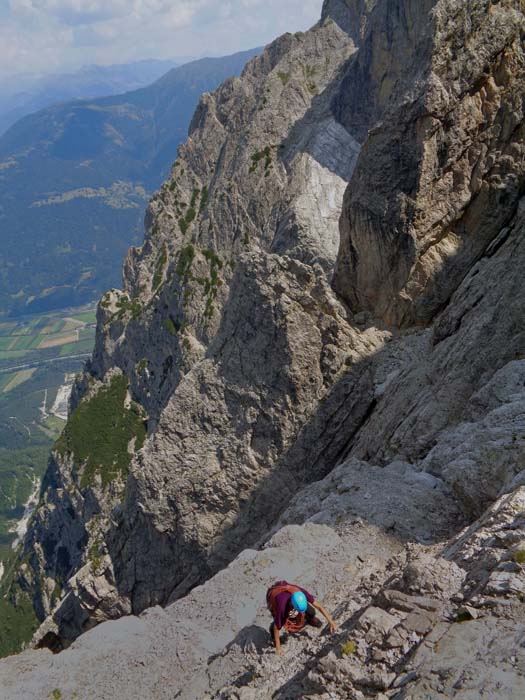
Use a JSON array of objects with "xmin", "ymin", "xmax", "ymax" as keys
[
  {"xmin": 321, "ymin": 0, "xmax": 378, "ymax": 42},
  {"xmin": 349, "ymin": 199, "xmax": 525, "ymax": 517},
  {"xmin": 334, "ymin": 0, "xmax": 525, "ymax": 326},
  {"xmin": 274, "ymin": 457, "xmax": 465, "ymax": 544}
]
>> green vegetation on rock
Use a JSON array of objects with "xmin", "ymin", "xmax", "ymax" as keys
[
  {"xmin": 136, "ymin": 358, "xmax": 149, "ymax": 372},
  {"xmin": 176, "ymin": 245, "xmax": 196, "ymax": 279},
  {"xmin": 302, "ymin": 64, "xmax": 318, "ymax": 94},
  {"xmin": 179, "ymin": 191, "xmax": 199, "ymax": 234},
  {"xmin": 56, "ymin": 375, "xmax": 147, "ymax": 489},
  {"xmin": 0, "ymin": 547, "xmax": 40, "ymax": 658},
  {"xmin": 249, "ymin": 146, "xmax": 273, "ymax": 174},
  {"xmin": 190, "ymin": 188, "xmax": 200, "ymax": 208},
  {"xmin": 0, "ymin": 591, "xmax": 40, "ymax": 658},
  {"xmin": 202, "ymin": 248, "xmax": 223, "ymax": 270},
  {"xmin": 200, "ymin": 249, "xmax": 223, "ymax": 319},
  {"xmin": 514, "ymin": 549, "xmax": 525, "ymax": 564},
  {"xmin": 114, "ymin": 295, "xmax": 142, "ymax": 321},
  {"xmin": 153, "ymin": 246, "xmax": 168, "ymax": 291},
  {"xmin": 199, "ymin": 186, "xmax": 209, "ymax": 213},
  {"xmin": 88, "ymin": 539, "xmax": 104, "ymax": 572},
  {"xmin": 163, "ymin": 318, "xmax": 178, "ymax": 336},
  {"xmin": 341, "ymin": 640, "xmax": 356, "ymax": 656}
]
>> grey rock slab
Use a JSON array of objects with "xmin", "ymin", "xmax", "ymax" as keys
[
  {"xmin": 6, "ymin": 508, "xmax": 437, "ymax": 699},
  {"xmin": 0, "ymin": 523, "xmax": 364, "ymax": 699},
  {"xmin": 405, "ymin": 615, "xmax": 525, "ymax": 700},
  {"xmin": 377, "ymin": 591, "xmax": 442, "ymax": 615},
  {"xmin": 356, "ymin": 606, "xmax": 401, "ymax": 637},
  {"xmin": 334, "ymin": 0, "xmax": 525, "ymax": 326},
  {"xmin": 275, "ymin": 457, "xmax": 465, "ymax": 544}
]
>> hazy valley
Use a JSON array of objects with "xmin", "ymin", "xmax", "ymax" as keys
[
  {"xmin": 0, "ymin": 49, "xmax": 260, "ymax": 318},
  {"xmin": 0, "ymin": 60, "xmax": 183, "ymax": 137}
]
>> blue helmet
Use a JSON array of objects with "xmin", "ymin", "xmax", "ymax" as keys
[{"xmin": 290, "ymin": 591, "xmax": 308, "ymax": 613}]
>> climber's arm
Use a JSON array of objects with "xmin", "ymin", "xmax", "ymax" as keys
[
  {"xmin": 273, "ymin": 624, "xmax": 282, "ymax": 654},
  {"xmin": 312, "ymin": 601, "xmax": 337, "ymax": 632}
]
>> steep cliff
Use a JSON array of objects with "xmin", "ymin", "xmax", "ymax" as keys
[
  {"xmin": 5, "ymin": 5, "xmax": 366, "ymax": 651},
  {"xmin": 333, "ymin": 0, "xmax": 525, "ymax": 325},
  {"xmin": 1, "ymin": 4, "xmax": 524, "ymax": 688}
]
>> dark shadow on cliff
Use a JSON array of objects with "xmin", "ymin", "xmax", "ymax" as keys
[
  {"xmin": 105, "ymin": 326, "xmax": 404, "ymax": 615},
  {"xmin": 208, "ymin": 624, "xmax": 271, "ymax": 665},
  {"xmin": 193, "ymin": 323, "xmax": 460, "ymax": 580}
]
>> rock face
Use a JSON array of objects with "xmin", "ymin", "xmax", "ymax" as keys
[
  {"xmin": 2, "ymin": 483, "xmax": 525, "ymax": 698},
  {"xmin": 321, "ymin": 0, "xmax": 378, "ymax": 40},
  {"xmin": 1, "ymin": 4, "xmax": 524, "ymax": 691},
  {"xmin": 333, "ymin": 0, "xmax": 525, "ymax": 326}
]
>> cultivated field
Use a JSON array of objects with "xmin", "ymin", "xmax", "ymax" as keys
[{"xmin": 0, "ymin": 307, "xmax": 96, "ymax": 366}]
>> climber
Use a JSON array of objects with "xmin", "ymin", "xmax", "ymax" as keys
[{"xmin": 266, "ymin": 580, "xmax": 337, "ymax": 654}]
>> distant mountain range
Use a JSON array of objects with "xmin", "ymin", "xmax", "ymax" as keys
[
  {"xmin": 0, "ymin": 48, "xmax": 260, "ymax": 317},
  {"xmin": 0, "ymin": 60, "xmax": 187, "ymax": 137}
]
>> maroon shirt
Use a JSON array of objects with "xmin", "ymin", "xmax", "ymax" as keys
[{"xmin": 270, "ymin": 580, "xmax": 315, "ymax": 630}]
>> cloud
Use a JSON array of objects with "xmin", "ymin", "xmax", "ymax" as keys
[
  {"xmin": 9, "ymin": 0, "xmax": 205, "ymax": 25},
  {"xmin": 0, "ymin": 0, "xmax": 323, "ymax": 77},
  {"xmin": 0, "ymin": 2, "xmax": 75, "ymax": 75}
]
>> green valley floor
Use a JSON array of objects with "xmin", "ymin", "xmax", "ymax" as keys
[{"xmin": 0, "ymin": 306, "xmax": 96, "ymax": 566}]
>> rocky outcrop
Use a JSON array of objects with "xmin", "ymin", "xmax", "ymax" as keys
[
  {"xmin": 17, "ymin": 370, "xmax": 147, "ymax": 643},
  {"xmin": 333, "ymin": 0, "xmax": 525, "ymax": 326},
  {"xmin": 87, "ymin": 16, "xmax": 360, "ymax": 425},
  {"xmin": 106, "ymin": 256, "xmax": 386, "ymax": 610},
  {"xmin": 349, "ymin": 197, "xmax": 525, "ymax": 517},
  {"xmin": 321, "ymin": 0, "xmax": 378, "ymax": 42}
]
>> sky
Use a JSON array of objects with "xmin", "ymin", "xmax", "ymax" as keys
[{"xmin": 0, "ymin": 0, "xmax": 323, "ymax": 78}]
